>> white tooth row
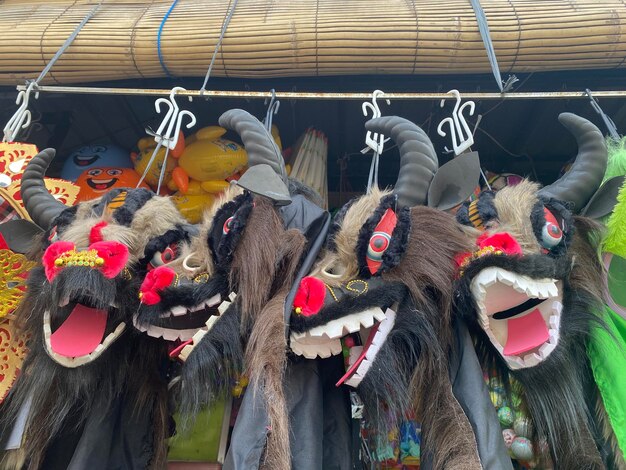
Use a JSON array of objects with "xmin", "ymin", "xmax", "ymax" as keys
[
  {"xmin": 132, "ymin": 292, "xmax": 237, "ymax": 348},
  {"xmin": 43, "ymin": 310, "xmax": 126, "ymax": 368},
  {"xmin": 488, "ymin": 301, "xmax": 562, "ymax": 370},
  {"xmin": 159, "ymin": 294, "xmax": 222, "ymax": 319},
  {"xmin": 178, "ymin": 293, "xmax": 237, "ymax": 362},
  {"xmin": 58, "ymin": 297, "xmax": 118, "ymax": 309},
  {"xmin": 471, "ymin": 267, "xmax": 558, "ymax": 311},
  {"xmin": 344, "ymin": 308, "xmax": 396, "ymax": 388},
  {"xmin": 289, "ymin": 307, "xmax": 386, "ymax": 359}
]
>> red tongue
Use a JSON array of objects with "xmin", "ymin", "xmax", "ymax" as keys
[
  {"xmin": 503, "ymin": 308, "xmax": 549, "ymax": 356},
  {"xmin": 95, "ymin": 183, "xmax": 108, "ymax": 190},
  {"xmin": 50, "ymin": 304, "xmax": 108, "ymax": 357},
  {"xmin": 336, "ymin": 323, "xmax": 380, "ymax": 387},
  {"xmin": 169, "ymin": 339, "xmax": 194, "ymax": 359}
]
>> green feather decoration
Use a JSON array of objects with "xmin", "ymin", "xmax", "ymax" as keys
[{"xmin": 604, "ymin": 136, "xmax": 626, "ymax": 257}]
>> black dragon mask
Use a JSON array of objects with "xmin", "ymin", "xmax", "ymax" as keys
[{"xmin": 287, "ymin": 115, "xmax": 486, "ymax": 469}]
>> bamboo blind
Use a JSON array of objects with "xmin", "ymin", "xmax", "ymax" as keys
[{"xmin": 0, "ymin": 0, "xmax": 625, "ymax": 85}]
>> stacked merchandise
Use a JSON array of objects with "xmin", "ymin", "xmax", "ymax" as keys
[{"xmin": 286, "ymin": 128, "xmax": 328, "ymax": 209}]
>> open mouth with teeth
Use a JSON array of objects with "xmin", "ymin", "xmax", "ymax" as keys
[
  {"xmin": 133, "ymin": 293, "xmax": 224, "ymax": 342},
  {"xmin": 470, "ymin": 266, "xmax": 562, "ymax": 369},
  {"xmin": 290, "ymin": 305, "xmax": 397, "ymax": 388},
  {"xmin": 134, "ymin": 292, "xmax": 237, "ymax": 361},
  {"xmin": 44, "ymin": 295, "xmax": 124, "ymax": 367}
]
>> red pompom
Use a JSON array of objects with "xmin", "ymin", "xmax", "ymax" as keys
[
  {"xmin": 478, "ymin": 232, "xmax": 522, "ymax": 256},
  {"xmin": 43, "ymin": 241, "xmax": 76, "ymax": 281},
  {"xmin": 293, "ymin": 276, "xmax": 326, "ymax": 317},
  {"xmin": 91, "ymin": 241, "xmax": 129, "ymax": 278},
  {"xmin": 140, "ymin": 266, "xmax": 176, "ymax": 305},
  {"xmin": 89, "ymin": 221, "xmax": 108, "ymax": 244}
]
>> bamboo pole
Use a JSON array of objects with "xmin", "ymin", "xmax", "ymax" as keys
[{"xmin": 1, "ymin": 0, "xmax": 624, "ymax": 85}]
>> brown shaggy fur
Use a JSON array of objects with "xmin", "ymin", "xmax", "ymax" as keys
[
  {"xmin": 383, "ymin": 208, "xmax": 481, "ymax": 469},
  {"xmin": 230, "ymin": 197, "xmax": 289, "ymax": 332},
  {"xmin": 245, "ymin": 230, "xmax": 307, "ymax": 470},
  {"xmin": 493, "ymin": 180, "xmax": 544, "ymax": 253},
  {"xmin": 383, "ymin": 207, "xmax": 474, "ymax": 345}
]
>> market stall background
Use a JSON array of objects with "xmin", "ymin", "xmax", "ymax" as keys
[{"xmin": 1, "ymin": 70, "xmax": 625, "ymax": 210}]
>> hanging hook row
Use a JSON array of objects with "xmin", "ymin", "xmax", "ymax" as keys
[
  {"xmin": 3, "ymin": 1, "xmax": 102, "ymax": 142},
  {"xmin": 138, "ymin": 87, "xmax": 197, "ymax": 194}
]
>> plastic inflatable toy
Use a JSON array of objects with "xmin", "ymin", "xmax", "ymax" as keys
[
  {"xmin": 61, "ymin": 144, "xmax": 132, "ymax": 181},
  {"xmin": 75, "ymin": 167, "xmax": 150, "ymax": 202}
]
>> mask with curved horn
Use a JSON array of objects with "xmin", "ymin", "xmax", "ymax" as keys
[
  {"xmin": 364, "ymin": 116, "xmax": 438, "ymax": 209},
  {"xmin": 21, "ymin": 148, "xmax": 66, "ymax": 229},
  {"xmin": 219, "ymin": 109, "xmax": 291, "ymax": 205},
  {"xmin": 539, "ymin": 112, "xmax": 607, "ymax": 213}
]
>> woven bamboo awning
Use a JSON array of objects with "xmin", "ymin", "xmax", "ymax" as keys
[{"xmin": 0, "ymin": 0, "xmax": 625, "ymax": 85}]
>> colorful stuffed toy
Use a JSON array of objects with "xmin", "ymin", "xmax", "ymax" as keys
[
  {"xmin": 60, "ymin": 144, "xmax": 132, "ymax": 182},
  {"xmin": 287, "ymin": 115, "xmax": 492, "ymax": 469},
  {"xmin": 0, "ymin": 149, "xmax": 188, "ymax": 468},
  {"xmin": 75, "ymin": 166, "xmax": 150, "ymax": 202},
  {"xmin": 454, "ymin": 113, "xmax": 623, "ymax": 468}
]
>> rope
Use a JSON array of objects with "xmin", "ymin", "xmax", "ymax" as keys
[
  {"xmin": 34, "ymin": 2, "xmax": 102, "ymax": 85},
  {"xmin": 469, "ymin": 0, "xmax": 518, "ymax": 93},
  {"xmin": 157, "ymin": 0, "xmax": 180, "ymax": 78},
  {"xmin": 586, "ymin": 89, "xmax": 621, "ymax": 140},
  {"xmin": 199, "ymin": 0, "xmax": 239, "ymax": 95}
]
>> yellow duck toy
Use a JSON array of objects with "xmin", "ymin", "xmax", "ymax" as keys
[
  {"xmin": 132, "ymin": 125, "xmax": 282, "ymax": 223},
  {"xmin": 170, "ymin": 124, "xmax": 282, "ymax": 223}
]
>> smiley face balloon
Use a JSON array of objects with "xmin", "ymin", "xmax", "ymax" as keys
[
  {"xmin": 75, "ymin": 167, "xmax": 150, "ymax": 202},
  {"xmin": 61, "ymin": 144, "xmax": 132, "ymax": 181}
]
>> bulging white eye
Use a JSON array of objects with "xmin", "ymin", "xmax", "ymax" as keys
[
  {"xmin": 367, "ymin": 231, "xmax": 391, "ymax": 262},
  {"xmin": 541, "ymin": 208, "xmax": 563, "ymax": 249},
  {"xmin": 148, "ymin": 244, "xmax": 178, "ymax": 270}
]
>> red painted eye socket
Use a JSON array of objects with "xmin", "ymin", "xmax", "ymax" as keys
[
  {"xmin": 148, "ymin": 243, "xmax": 179, "ymax": 270},
  {"xmin": 223, "ymin": 216, "xmax": 234, "ymax": 235},
  {"xmin": 541, "ymin": 208, "xmax": 563, "ymax": 249},
  {"xmin": 365, "ymin": 208, "xmax": 397, "ymax": 275}
]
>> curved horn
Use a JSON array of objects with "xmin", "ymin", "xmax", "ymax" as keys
[
  {"xmin": 21, "ymin": 148, "xmax": 65, "ymax": 228},
  {"xmin": 539, "ymin": 113, "xmax": 607, "ymax": 213},
  {"xmin": 365, "ymin": 116, "xmax": 438, "ymax": 208},
  {"xmin": 219, "ymin": 109, "xmax": 287, "ymax": 183}
]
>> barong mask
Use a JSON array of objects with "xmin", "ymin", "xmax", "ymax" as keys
[
  {"xmin": 133, "ymin": 110, "xmax": 317, "ymax": 417},
  {"xmin": 0, "ymin": 148, "xmax": 186, "ymax": 468},
  {"xmin": 288, "ymin": 116, "xmax": 484, "ymax": 469},
  {"xmin": 454, "ymin": 113, "xmax": 620, "ymax": 468}
]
